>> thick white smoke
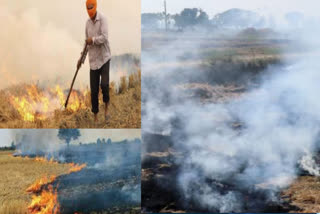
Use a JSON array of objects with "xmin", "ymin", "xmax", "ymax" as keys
[
  {"xmin": 142, "ymin": 12, "xmax": 320, "ymax": 213},
  {"xmin": 11, "ymin": 129, "xmax": 62, "ymax": 155},
  {"xmin": 0, "ymin": 5, "xmax": 81, "ymax": 88},
  {"xmin": 177, "ymin": 57, "xmax": 320, "ymax": 211},
  {"xmin": 0, "ymin": 0, "xmax": 141, "ymax": 89}
]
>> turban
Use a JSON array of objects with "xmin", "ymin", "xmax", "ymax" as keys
[{"xmin": 86, "ymin": 0, "xmax": 97, "ymax": 19}]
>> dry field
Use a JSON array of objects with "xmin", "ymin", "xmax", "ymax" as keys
[
  {"xmin": 142, "ymin": 30, "xmax": 310, "ymax": 76},
  {"xmin": 282, "ymin": 176, "xmax": 320, "ymax": 213},
  {"xmin": 142, "ymin": 31, "xmax": 318, "ymax": 213},
  {"xmin": 0, "ymin": 151, "xmax": 72, "ymax": 214},
  {"xmin": 0, "ymin": 71, "xmax": 141, "ymax": 129}
]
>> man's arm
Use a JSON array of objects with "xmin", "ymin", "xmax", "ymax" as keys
[
  {"xmin": 85, "ymin": 21, "xmax": 89, "ymax": 39},
  {"xmin": 92, "ymin": 16, "xmax": 108, "ymax": 45}
]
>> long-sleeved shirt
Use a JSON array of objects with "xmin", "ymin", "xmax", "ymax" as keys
[{"xmin": 85, "ymin": 11, "xmax": 111, "ymax": 70}]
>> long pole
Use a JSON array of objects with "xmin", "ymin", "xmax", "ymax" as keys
[
  {"xmin": 164, "ymin": 0, "xmax": 168, "ymax": 31},
  {"xmin": 64, "ymin": 43, "xmax": 88, "ymax": 108}
]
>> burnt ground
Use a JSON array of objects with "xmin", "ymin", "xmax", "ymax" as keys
[
  {"xmin": 141, "ymin": 31, "xmax": 316, "ymax": 213},
  {"xmin": 48, "ymin": 141, "xmax": 141, "ymax": 214},
  {"xmin": 141, "ymin": 85, "xmax": 251, "ymax": 213},
  {"xmin": 142, "ymin": 78, "xmax": 317, "ymax": 213},
  {"xmin": 57, "ymin": 166, "xmax": 140, "ymax": 214},
  {"xmin": 142, "ymin": 133, "xmax": 300, "ymax": 213}
]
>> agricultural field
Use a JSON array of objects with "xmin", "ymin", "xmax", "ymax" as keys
[
  {"xmin": 0, "ymin": 151, "xmax": 72, "ymax": 214},
  {"xmin": 0, "ymin": 139, "xmax": 141, "ymax": 214},
  {"xmin": 142, "ymin": 30, "xmax": 319, "ymax": 213},
  {"xmin": 0, "ymin": 71, "xmax": 141, "ymax": 129}
]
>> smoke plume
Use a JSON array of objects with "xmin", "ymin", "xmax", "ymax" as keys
[
  {"xmin": 142, "ymin": 10, "xmax": 320, "ymax": 212},
  {"xmin": 12, "ymin": 129, "xmax": 62, "ymax": 155},
  {"xmin": 0, "ymin": 0, "xmax": 140, "ymax": 89}
]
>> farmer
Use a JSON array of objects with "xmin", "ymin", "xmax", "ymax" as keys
[{"xmin": 78, "ymin": 0, "xmax": 111, "ymax": 122}]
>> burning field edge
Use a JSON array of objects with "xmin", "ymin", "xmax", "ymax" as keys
[
  {"xmin": 1, "ymin": 138, "xmax": 142, "ymax": 214},
  {"xmin": 0, "ymin": 151, "xmax": 78, "ymax": 214},
  {"xmin": 0, "ymin": 70, "xmax": 141, "ymax": 129}
]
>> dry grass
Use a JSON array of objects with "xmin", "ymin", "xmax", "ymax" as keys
[
  {"xmin": 0, "ymin": 71, "xmax": 141, "ymax": 128},
  {"xmin": 0, "ymin": 151, "xmax": 72, "ymax": 214},
  {"xmin": 282, "ymin": 176, "xmax": 320, "ymax": 213}
]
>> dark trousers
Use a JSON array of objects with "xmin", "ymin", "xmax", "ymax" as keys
[{"xmin": 90, "ymin": 60, "xmax": 110, "ymax": 114}]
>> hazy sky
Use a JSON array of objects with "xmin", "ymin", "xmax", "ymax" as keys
[
  {"xmin": 0, "ymin": 0, "xmax": 140, "ymax": 89},
  {"xmin": 0, "ymin": 129, "xmax": 141, "ymax": 147},
  {"xmin": 142, "ymin": 0, "xmax": 320, "ymax": 17},
  {"xmin": 0, "ymin": 0, "xmax": 141, "ymax": 55},
  {"xmin": 0, "ymin": 130, "xmax": 11, "ymax": 147}
]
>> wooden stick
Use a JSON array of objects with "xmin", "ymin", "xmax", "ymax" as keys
[{"xmin": 65, "ymin": 43, "xmax": 88, "ymax": 108}]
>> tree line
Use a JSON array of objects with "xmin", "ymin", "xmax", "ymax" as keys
[
  {"xmin": 142, "ymin": 8, "xmax": 210, "ymax": 30},
  {"xmin": 0, "ymin": 129, "xmax": 114, "ymax": 151}
]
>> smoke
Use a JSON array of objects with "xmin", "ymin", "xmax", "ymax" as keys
[
  {"xmin": 0, "ymin": 130, "xmax": 12, "ymax": 147},
  {"xmin": 11, "ymin": 129, "xmax": 62, "ymax": 155},
  {"xmin": 0, "ymin": 6, "xmax": 81, "ymax": 88},
  {"xmin": 10, "ymin": 129, "xmax": 141, "ymax": 155},
  {"xmin": 0, "ymin": 0, "xmax": 140, "ymax": 89},
  {"xmin": 299, "ymin": 152, "xmax": 320, "ymax": 177},
  {"xmin": 176, "ymin": 59, "xmax": 320, "ymax": 211},
  {"xmin": 142, "ymin": 10, "xmax": 320, "ymax": 213}
]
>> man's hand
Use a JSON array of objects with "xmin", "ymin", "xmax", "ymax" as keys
[{"xmin": 86, "ymin": 37, "xmax": 93, "ymax": 45}]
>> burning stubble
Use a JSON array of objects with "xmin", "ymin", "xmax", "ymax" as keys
[
  {"xmin": 0, "ymin": 1, "xmax": 141, "ymax": 128},
  {"xmin": 25, "ymin": 158, "xmax": 87, "ymax": 214},
  {"xmin": 0, "ymin": 152, "xmax": 72, "ymax": 214},
  {"xmin": 142, "ymin": 13, "xmax": 320, "ymax": 213},
  {"xmin": 0, "ymin": 69, "xmax": 141, "ymax": 128},
  {"xmin": 2, "ymin": 129, "xmax": 141, "ymax": 213},
  {"xmin": 0, "ymin": 0, "xmax": 141, "ymax": 88},
  {"xmin": 8, "ymin": 85, "xmax": 89, "ymax": 122}
]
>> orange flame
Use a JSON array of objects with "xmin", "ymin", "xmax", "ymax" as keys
[
  {"xmin": 25, "ymin": 156, "xmax": 87, "ymax": 214},
  {"xmin": 27, "ymin": 175, "xmax": 57, "ymax": 193},
  {"xmin": 28, "ymin": 185, "xmax": 60, "ymax": 214},
  {"xmin": 34, "ymin": 157, "xmax": 59, "ymax": 164},
  {"xmin": 9, "ymin": 84, "xmax": 89, "ymax": 122},
  {"xmin": 68, "ymin": 163, "xmax": 87, "ymax": 173}
]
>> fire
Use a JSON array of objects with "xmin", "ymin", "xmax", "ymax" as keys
[
  {"xmin": 25, "ymin": 156, "xmax": 87, "ymax": 214},
  {"xmin": 9, "ymin": 84, "xmax": 89, "ymax": 122},
  {"xmin": 27, "ymin": 175, "xmax": 57, "ymax": 193},
  {"xmin": 34, "ymin": 157, "xmax": 59, "ymax": 164},
  {"xmin": 28, "ymin": 185, "xmax": 60, "ymax": 214},
  {"xmin": 26, "ymin": 175, "xmax": 59, "ymax": 214},
  {"xmin": 68, "ymin": 163, "xmax": 87, "ymax": 173}
]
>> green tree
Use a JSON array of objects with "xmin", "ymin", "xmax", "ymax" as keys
[
  {"xmin": 58, "ymin": 129, "xmax": 81, "ymax": 147},
  {"xmin": 97, "ymin": 138, "xmax": 102, "ymax": 144},
  {"xmin": 197, "ymin": 9, "xmax": 210, "ymax": 25},
  {"xmin": 174, "ymin": 8, "xmax": 209, "ymax": 29},
  {"xmin": 11, "ymin": 141, "xmax": 15, "ymax": 150}
]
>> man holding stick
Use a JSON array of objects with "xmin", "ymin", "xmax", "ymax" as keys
[{"xmin": 78, "ymin": 0, "xmax": 111, "ymax": 123}]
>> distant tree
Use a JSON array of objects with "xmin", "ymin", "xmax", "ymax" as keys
[
  {"xmin": 102, "ymin": 138, "xmax": 106, "ymax": 144},
  {"xmin": 174, "ymin": 8, "xmax": 209, "ymax": 29},
  {"xmin": 107, "ymin": 138, "xmax": 112, "ymax": 144},
  {"xmin": 97, "ymin": 138, "xmax": 102, "ymax": 144},
  {"xmin": 58, "ymin": 129, "xmax": 81, "ymax": 147},
  {"xmin": 197, "ymin": 9, "xmax": 210, "ymax": 26},
  {"xmin": 211, "ymin": 9, "xmax": 262, "ymax": 28},
  {"xmin": 11, "ymin": 141, "xmax": 16, "ymax": 150}
]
